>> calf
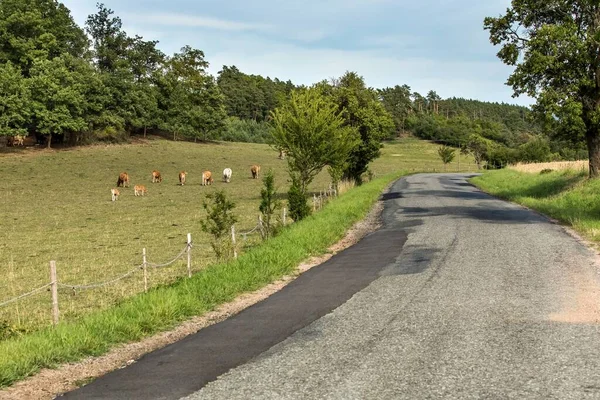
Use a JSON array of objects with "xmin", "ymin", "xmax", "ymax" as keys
[
  {"xmin": 111, "ymin": 188, "xmax": 120, "ymax": 201},
  {"xmin": 223, "ymin": 168, "xmax": 232, "ymax": 183},
  {"xmin": 251, "ymin": 165, "xmax": 261, "ymax": 179},
  {"xmin": 152, "ymin": 170, "xmax": 162, "ymax": 183},
  {"xmin": 179, "ymin": 171, "xmax": 187, "ymax": 185},
  {"xmin": 116, "ymin": 172, "xmax": 130, "ymax": 187},
  {"xmin": 134, "ymin": 185, "xmax": 147, "ymax": 196},
  {"xmin": 202, "ymin": 171, "xmax": 213, "ymax": 186}
]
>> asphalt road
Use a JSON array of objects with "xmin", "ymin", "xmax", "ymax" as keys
[{"xmin": 63, "ymin": 173, "xmax": 600, "ymax": 399}]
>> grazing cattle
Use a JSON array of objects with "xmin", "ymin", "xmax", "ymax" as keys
[
  {"xmin": 116, "ymin": 172, "xmax": 130, "ymax": 187},
  {"xmin": 134, "ymin": 185, "xmax": 147, "ymax": 196},
  {"xmin": 251, "ymin": 165, "xmax": 261, "ymax": 179},
  {"xmin": 201, "ymin": 171, "xmax": 213, "ymax": 186},
  {"xmin": 7, "ymin": 135, "xmax": 24, "ymax": 147},
  {"xmin": 223, "ymin": 168, "xmax": 232, "ymax": 183},
  {"xmin": 151, "ymin": 170, "xmax": 162, "ymax": 183},
  {"xmin": 111, "ymin": 188, "xmax": 120, "ymax": 202},
  {"xmin": 179, "ymin": 171, "xmax": 187, "ymax": 185}
]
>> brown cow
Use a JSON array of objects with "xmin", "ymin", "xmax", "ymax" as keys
[
  {"xmin": 179, "ymin": 171, "xmax": 187, "ymax": 185},
  {"xmin": 201, "ymin": 171, "xmax": 213, "ymax": 186},
  {"xmin": 111, "ymin": 188, "xmax": 120, "ymax": 202},
  {"xmin": 151, "ymin": 170, "xmax": 162, "ymax": 183},
  {"xmin": 116, "ymin": 172, "xmax": 130, "ymax": 187},
  {"xmin": 251, "ymin": 165, "xmax": 261, "ymax": 179},
  {"xmin": 134, "ymin": 185, "xmax": 147, "ymax": 196}
]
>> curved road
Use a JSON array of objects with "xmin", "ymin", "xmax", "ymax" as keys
[{"xmin": 64, "ymin": 173, "xmax": 600, "ymax": 399}]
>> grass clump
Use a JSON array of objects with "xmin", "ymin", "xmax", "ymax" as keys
[{"xmin": 0, "ymin": 171, "xmax": 406, "ymax": 388}]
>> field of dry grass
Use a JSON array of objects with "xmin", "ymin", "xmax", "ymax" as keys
[
  {"xmin": 0, "ymin": 137, "xmax": 476, "ymax": 329},
  {"xmin": 509, "ymin": 160, "xmax": 589, "ymax": 174}
]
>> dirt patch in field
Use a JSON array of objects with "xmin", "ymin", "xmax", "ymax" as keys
[{"xmin": 0, "ymin": 191, "xmax": 388, "ymax": 400}]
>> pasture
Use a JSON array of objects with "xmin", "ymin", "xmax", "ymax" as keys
[{"xmin": 0, "ymin": 137, "xmax": 476, "ymax": 329}]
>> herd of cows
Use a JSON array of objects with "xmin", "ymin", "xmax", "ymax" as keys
[{"xmin": 109, "ymin": 165, "xmax": 261, "ymax": 201}]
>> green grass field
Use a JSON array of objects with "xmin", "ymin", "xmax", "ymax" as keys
[
  {"xmin": 0, "ymin": 137, "xmax": 476, "ymax": 330},
  {"xmin": 471, "ymin": 168, "xmax": 600, "ymax": 243}
]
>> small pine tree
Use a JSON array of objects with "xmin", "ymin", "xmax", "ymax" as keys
[
  {"xmin": 259, "ymin": 169, "xmax": 280, "ymax": 239},
  {"xmin": 200, "ymin": 190, "xmax": 238, "ymax": 261},
  {"xmin": 437, "ymin": 145, "xmax": 456, "ymax": 171}
]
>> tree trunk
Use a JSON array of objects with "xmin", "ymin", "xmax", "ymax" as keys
[
  {"xmin": 143, "ymin": 126, "xmax": 147, "ymax": 138},
  {"xmin": 46, "ymin": 134, "xmax": 52, "ymax": 149},
  {"xmin": 587, "ymin": 128, "xmax": 600, "ymax": 177}
]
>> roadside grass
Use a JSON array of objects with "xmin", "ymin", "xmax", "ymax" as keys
[
  {"xmin": 0, "ymin": 136, "xmax": 475, "ymax": 330},
  {"xmin": 470, "ymin": 168, "xmax": 600, "ymax": 243},
  {"xmin": 509, "ymin": 160, "xmax": 588, "ymax": 174},
  {"xmin": 0, "ymin": 171, "xmax": 405, "ymax": 388}
]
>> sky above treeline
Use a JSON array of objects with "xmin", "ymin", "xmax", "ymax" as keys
[{"xmin": 61, "ymin": 0, "xmax": 534, "ymax": 107}]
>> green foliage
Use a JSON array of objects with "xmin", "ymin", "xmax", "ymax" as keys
[
  {"xmin": 259, "ymin": 169, "xmax": 280, "ymax": 239},
  {"xmin": 271, "ymin": 87, "xmax": 359, "ymax": 195},
  {"xmin": 287, "ymin": 177, "xmax": 310, "ymax": 222},
  {"xmin": 221, "ymin": 117, "xmax": 272, "ymax": 143},
  {"xmin": 484, "ymin": 1, "xmax": 600, "ymax": 176},
  {"xmin": 217, "ymin": 65, "xmax": 294, "ymax": 121},
  {"xmin": 0, "ymin": 62, "xmax": 29, "ymax": 136},
  {"xmin": 322, "ymin": 72, "xmax": 395, "ymax": 184},
  {"xmin": 200, "ymin": 190, "xmax": 238, "ymax": 261},
  {"xmin": 437, "ymin": 146, "xmax": 456, "ymax": 169}
]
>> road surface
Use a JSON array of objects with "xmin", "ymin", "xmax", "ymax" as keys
[{"xmin": 63, "ymin": 173, "xmax": 600, "ymax": 400}]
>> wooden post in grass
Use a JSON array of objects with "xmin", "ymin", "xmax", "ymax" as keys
[
  {"xmin": 49, "ymin": 260, "xmax": 59, "ymax": 326},
  {"xmin": 142, "ymin": 248, "xmax": 148, "ymax": 293},
  {"xmin": 231, "ymin": 225, "xmax": 237, "ymax": 259},
  {"xmin": 282, "ymin": 207, "xmax": 287, "ymax": 225},
  {"xmin": 187, "ymin": 233, "xmax": 192, "ymax": 278}
]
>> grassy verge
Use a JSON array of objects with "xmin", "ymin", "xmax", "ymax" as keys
[
  {"xmin": 0, "ymin": 171, "xmax": 406, "ymax": 388},
  {"xmin": 470, "ymin": 168, "xmax": 600, "ymax": 242}
]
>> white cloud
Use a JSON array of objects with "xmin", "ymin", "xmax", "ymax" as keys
[{"xmin": 123, "ymin": 12, "xmax": 273, "ymax": 32}]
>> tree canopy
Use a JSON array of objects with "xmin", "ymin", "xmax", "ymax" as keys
[{"xmin": 484, "ymin": 0, "xmax": 600, "ymax": 176}]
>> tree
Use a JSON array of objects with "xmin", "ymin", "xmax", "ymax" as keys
[
  {"xmin": 326, "ymin": 72, "xmax": 394, "ymax": 184},
  {"xmin": 200, "ymin": 190, "xmax": 238, "ymax": 261},
  {"xmin": 484, "ymin": 1, "xmax": 600, "ymax": 177},
  {"xmin": 0, "ymin": 0, "xmax": 88, "ymax": 76},
  {"xmin": 259, "ymin": 169, "xmax": 280, "ymax": 239},
  {"xmin": 28, "ymin": 55, "xmax": 89, "ymax": 147},
  {"xmin": 465, "ymin": 134, "xmax": 494, "ymax": 169},
  {"xmin": 0, "ymin": 62, "xmax": 30, "ymax": 137},
  {"xmin": 437, "ymin": 146, "xmax": 456, "ymax": 171},
  {"xmin": 378, "ymin": 84, "xmax": 413, "ymax": 134},
  {"xmin": 270, "ymin": 87, "xmax": 359, "ymax": 196}
]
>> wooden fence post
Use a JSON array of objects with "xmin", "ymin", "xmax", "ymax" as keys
[
  {"xmin": 142, "ymin": 248, "xmax": 148, "ymax": 293},
  {"xmin": 187, "ymin": 233, "xmax": 192, "ymax": 278},
  {"xmin": 282, "ymin": 207, "xmax": 287, "ymax": 225},
  {"xmin": 49, "ymin": 260, "xmax": 59, "ymax": 326},
  {"xmin": 231, "ymin": 225, "xmax": 238, "ymax": 259}
]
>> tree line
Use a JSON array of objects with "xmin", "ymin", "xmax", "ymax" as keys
[{"xmin": 1, "ymin": 0, "xmax": 583, "ymax": 168}]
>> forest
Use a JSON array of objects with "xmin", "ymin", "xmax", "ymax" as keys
[{"xmin": 0, "ymin": 1, "xmax": 586, "ymax": 165}]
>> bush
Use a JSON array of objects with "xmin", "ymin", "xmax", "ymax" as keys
[
  {"xmin": 287, "ymin": 178, "xmax": 310, "ymax": 222},
  {"xmin": 219, "ymin": 117, "xmax": 272, "ymax": 144},
  {"xmin": 259, "ymin": 169, "xmax": 280, "ymax": 239},
  {"xmin": 540, "ymin": 169, "xmax": 554, "ymax": 174},
  {"xmin": 200, "ymin": 190, "xmax": 238, "ymax": 260}
]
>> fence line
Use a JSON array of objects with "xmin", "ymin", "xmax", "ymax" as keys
[
  {"xmin": 0, "ymin": 234, "xmax": 195, "ymax": 325},
  {"xmin": 0, "ymin": 283, "xmax": 52, "ymax": 308}
]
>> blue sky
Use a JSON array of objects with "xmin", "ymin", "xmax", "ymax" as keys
[{"xmin": 61, "ymin": 0, "xmax": 534, "ymax": 106}]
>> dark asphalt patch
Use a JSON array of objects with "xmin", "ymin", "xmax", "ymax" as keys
[{"xmin": 59, "ymin": 229, "xmax": 407, "ymax": 400}]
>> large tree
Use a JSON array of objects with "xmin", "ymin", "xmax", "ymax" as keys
[
  {"xmin": 271, "ymin": 87, "xmax": 359, "ymax": 195},
  {"xmin": 484, "ymin": 1, "xmax": 600, "ymax": 176},
  {"xmin": 0, "ymin": 62, "xmax": 30, "ymax": 137}
]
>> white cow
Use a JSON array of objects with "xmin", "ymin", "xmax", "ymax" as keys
[{"xmin": 223, "ymin": 168, "xmax": 232, "ymax": 183}]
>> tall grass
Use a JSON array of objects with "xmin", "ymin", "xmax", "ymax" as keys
[
  {"xmin": 509, "ymin": 160, "xmax": 589, "ymax": 174},
  {"xmin": 470, "ymin": 169, "xmax": 600, "ymax": 242},
  {"xmin": 0, "ymin": 171, "xmax": 406, "ymax": 388}
]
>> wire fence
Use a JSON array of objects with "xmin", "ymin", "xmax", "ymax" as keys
[{"xmin": 0, "ymin": 234, "xmax": 194, "ymax": 326}]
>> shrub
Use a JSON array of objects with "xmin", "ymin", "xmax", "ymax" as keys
[
  {"xmin": 287, "ymin": 177, "xmax": 310, "ymax": 222},
  {"xmin": 259, "ymin": 169, "xmax": 280, "ymax": 239},
  {"xmin": 200, "ymin": 190, "xmax": 238, "ymax": 260}
]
